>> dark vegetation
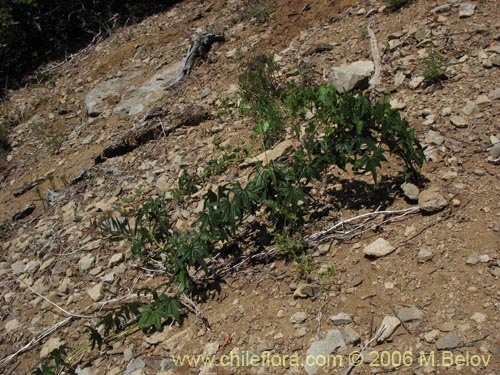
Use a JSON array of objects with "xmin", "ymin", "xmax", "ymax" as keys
[{"xmin": 0, "ymin": 0, "xmax": 181, "ymax": 96}]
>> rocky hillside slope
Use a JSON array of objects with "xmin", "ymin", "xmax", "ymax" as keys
[{"xmin": 0, "ymin": 0, "xmax": 499, "ymax": 374}]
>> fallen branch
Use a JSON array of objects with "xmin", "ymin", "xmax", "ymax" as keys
[
  {"xmin": 305, "ymin": 206, "xmax": 420, "ymax": 244},
  {"xmin": 165, "ymin": 32, "xmax": 225, "ymax": 89},
  {"xmin": 367, "ymin": 18, "xmax": 381, "ymax": 93}
]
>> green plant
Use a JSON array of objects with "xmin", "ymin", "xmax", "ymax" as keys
[
  {"xmin": 33, "ymin": 345, "xmax": 74, "ymax": 375},
  {"xmin": 172, "ymin": 169, "xmax": 200, "ymax": 201},
  {"xmin": 47, "ymin": 174, "xmax": 57, "ymax": 190},
  {"xmin": 382, "ymin": 0, "xmax": 411, "ymax": 11},
  {"xmin": 239, "ymin": 54, "xmax": 285, "ymax": 149},
  {"xmin": 34, "ymin": 187, "xmax": 47, "ymax": 209},
  {"xmin": 247, "ymin": 1, "xmax": 273, "ymax": 23},
  {"xmin": 33, "ymin": 122, "xmax": 64, "ymax": 154},
  {"xmin": 421, "ymin": 47, "xmax": 447, "ymax": 84}
]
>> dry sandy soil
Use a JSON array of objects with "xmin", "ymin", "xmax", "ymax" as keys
[{"xmin": 0, "ymin": 0, "xmax": 498, "ymax": 374}]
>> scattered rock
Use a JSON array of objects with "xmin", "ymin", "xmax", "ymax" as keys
[
  {"xmin": 401, "ymin": 182, "xmax": 419, "ymax": 201},
  {"xmin": 409, "ymin": 76, "xmax": 425, "ymax": 89},
  {"xmin": 85, "ymin": 75, "xmax": 137, "ymax": 117},
  {"xmin": 417, "ymin": 248, "xmax": 434, "ymax": 263},
  {"xmin": 243, "ymin": 140, "xmax": 293, "ymax": 167},
  {"xmin": 114, "ymin": 62, "xmax": 181, "ymax": 115},
  {"xmin": 394, "ymin": 71, "xmax": 405, "ymax": 87},
  {"xmin": 424, "ymin": 130, "xmax": 444, "ymax": 146},
  {"xmin": 11, "ymin": 260, "xmax": 26, "ymax": 275},
  {"xmin": 330, "ymin": 313, "xmax": 353, "ymax": 325},
  {"xmin": 470, "ymin": 312, "xmax": 486, "ymax": 324},
  {"xmin": 290, "ymin": 311, "xmax": 308, "ymax": 324},
  {"xmin": 349, "ymin": 275, "xmax": 364, "ymax": 287},
  {"xmin": 488, "ymin": 88, "xmax": 500, "ymax": 100},
  {"xmin": 5, "ymin": 319, "xmax": 20, "ymax": 333},
  {"xmin": 86, "ymin": 282, "xmax": 103, "ymax": 302},
  {"xmin": 40, "ymin": 337, "xmax": 64, "ymax": 359},
  {"xmin": 489, "ymin": 144, "xmax": 500, "ymax": 159},
  {"xmin": 125, "ymin": 358, "xmax": 145, "ymax": 375},
  {"xmin": 304, "ymin": 43, "xmax": 334, "ymax": 56},
  {"xmin": 450, "ymin": 115, "xmax": 469, "ymax": 128},
  {"xmin": 329, "ymin": 61, "xmax": 374, "ymax": 93},
  {"xmin": 293, "ymin": 283, "xmax": 319, "ymax": 298},
  {"xmin": 305, "ymin": 330, "xmax": 346, "ymax": 375},
  {"xmin": 342, "ymin": 326, "xmax": 360, "ymax": 345},
  {"xmin": 459, "ymin": 2, "xmax": 476, "ymax": 18},
  {"xmin": 363, "ymin": 238, "xmax": 396, "ymax": 258},
  {"xmin": 79, "ymin": 254, "xmax": 96, "ymax": 272},
  {"xmin": 431, "ymin": 4, "xmax": 451, "ymax": 14},
  {"xmin": 418, "ymin": 187, "xmax": 448, "ymax": 213},
  {"xmin": 108, "ymin": 253, "xmax": 124, "ymax": 267},
  {"xmin": 466, "ymin": 255, "xmax": 479, "ymax": 265},
  {"xmin": 492, "ymin": 55, "xmax": 500, "ymax": 67},
  {"xmin": 475, "ymin": 94, "xmax": 492, "ymax": 109},
  {"xmin": 435, "ymin": 332, "xmax": 460, "ymax": 350},
  {"xmin": 397, "ymin": 306, "xmax": 424, "ymax": 322},
  {"xmin": 424, "ymin": 329, "xmax": 441, "ymax": 343},
  {"xmin": 294, "ymin": 327, "xmax": 307, "ymax": 338}
]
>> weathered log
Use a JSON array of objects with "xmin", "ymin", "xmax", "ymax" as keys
[{"xmin": 165, "ymin": 32, "xmax": 225, "ymax": 89}]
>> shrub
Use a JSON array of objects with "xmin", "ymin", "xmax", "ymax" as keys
[
  {"xmin": 421, "ymin": 47, "xmax": 447, "ymax": 84},
  {"xmin": 247, "ymin": 1, "xmax": 273, "ymax": 23}
]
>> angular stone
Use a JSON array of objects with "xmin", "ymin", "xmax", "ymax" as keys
[
  {"xmin": 329, "ymin": 61, "xmax": 374, "ymax": 93},
  {"xmin": 459, "ymin": 2, "xmax": 476, "ymax": 18},
  {"xmin": 79, "ymin": 254, "xmax": 95, "ymax": 272},
  {"xmin": 290, "ymin": 311, "xmax": 308, "ymax": 324},
  {"xmin": 293, "ymin": 283, "xmax": 319, "ymax": 298},
  {"xmin": 401, "ymin": 182, "xmax": 420, "ymax": 201},
  {"xmin": 108, "ymin": 253, "xmax": 124, "ymax": 267},
  {"xmin": 343, "ymin": 326, "xmax": 360, "ymax": 345},
  {"xmin": 470, "ymin": 312, "xmax": 486, "ymax": 323},
  {"xmin": 114, "ymin": 61, "xmax": 181, "ymax": 115},
  {"xmin": 397, "ymin": 306, "xmax": 424, "ymax": 322},
  {"xmin": 418, "ymin": 188, "xmax": 448, "ymax": 213},
  {"xmin": 5, "ymin": 319, "xmax": 20, "ymax": 333},
  {"xmin": 24, "ymin": 260, "xmax": 41, "ymax": 273},
  {"xmin": 450, "ymin": 115, "xmax": 468, "ymax": 128},
  {"xmin": 305, "ymin": 330, "xmax": 346, "ymax": 375},
  {"xmin": 85, "ymin": 74, "xmax": 138, "ymax": 117},
  {"xmin": 475, "ymin": 94, "xmax": 492, "ymax": 108},
  {"xmin": 363, "ymin": 238, "xmax": 396, "ymax": 258},
  {"xmin": 330, "ymin": 313, "xmax": 353, "ymax": 325},
  {"xmin": 40, "ymin": 337, "xmax": 64, "ymax": 359},
  {"xmin": 424, "ymin": 130, "xmax": 444, "ymax": 146},
  {"xmin": 488, "ymin": 88, "xmax": 500, "ymax": 100},
  {"xmin": 244, "ymin": 140, "xmax": 293, "ymax": 167},
  {"xmin": 436, "ymin": 332, "xmax": 460, "ymax": 349},
  {"xmin": 409, "ymin": 76, "xmax": 425, "ymax": 89},
  {"xmin": 125, "ymin": 358, "xmax": 145, "ymax": 375},
  {"xmin": 87, "ymin": 282, "xmax": 103, "ymax": 302},
  {"xmin": 11, "ymin": 260, "xmax": 26, "ymax": 275},
  {"xmin": 417, "ymin": 248, "xmax": 434, "ymax": 263},
  {"xmin": 431, "ymin": 4, "xmax": 451, "ymax": 14},
  {"xmin": 488, "ymin": 144, "xmax": 500, "ymax": 159}
]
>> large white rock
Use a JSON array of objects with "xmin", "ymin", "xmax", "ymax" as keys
[
  {"xmin": 329, "ymin": 61, "xmax": 374, "ymax": 93},
  {"xmin": 418, "ymin": 187, "xmax": 448, "ymax": 213},
  {"xmin": 363, "ymin": 238, "xmax": 396, "ymax": 258}
]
